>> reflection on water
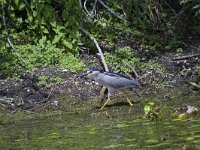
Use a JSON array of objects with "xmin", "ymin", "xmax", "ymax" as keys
[{"xmin": 0, "ymin": 93, "xmax": 200, "ymax": 149}]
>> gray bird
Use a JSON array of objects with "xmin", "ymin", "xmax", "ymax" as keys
[{"xmin": 80, "ymin": 68, "xmax": 140, "ymax": 109}]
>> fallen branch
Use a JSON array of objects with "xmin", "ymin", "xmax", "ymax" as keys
[
  {"xmin": 97, "ymin": 0, "xmax": 129, "ymax": 24},
  {"xmin": 172, "ymin": 54, "xmax": 200, "ymax": 61},
  {"xmin": 80, "ymin": 27, "xmax": 109, "ymax": 71},
  {"xmin": 190, "ymin": 82, "xmax": 200, "ymax": 89},
  {"xmin": 0, "ymin": 97, "xmax": 13, "ymax": 105}
]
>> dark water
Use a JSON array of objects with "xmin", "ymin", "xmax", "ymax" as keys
[{"xmin": 0, "ymin": 93, "xmax": 200, "ymax": 150}]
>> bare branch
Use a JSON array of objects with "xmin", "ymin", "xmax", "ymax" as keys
[
  {"xmin": 91, "ymin": 0, "xmax": 98, "ymax": 17},
  {"xmin": 97, "ymin": 0, "xmax": 129, "ymax": 24},
  {"xmin": 83, "ymin": 0, "xmax": 90, "ymax": 16},
  {"xmin": 124, "ymin": 62, "xmax": 140, "ymax": 79},
  {"xmin": 82, "ymin": 0, "xmax": 98, "ymax": 19},
  {"xmin": 80, "ymin": 27, "xmax": 109, "ymax": 71}
]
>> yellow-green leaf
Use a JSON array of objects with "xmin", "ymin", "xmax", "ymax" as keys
[{"xmin": 63, "ymin": 41, "xmax": 73, "ymax": 49}]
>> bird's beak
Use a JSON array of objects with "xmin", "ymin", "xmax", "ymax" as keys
[{"xmin": 80, "ymin": 72, "xmax": 89, "ymax": 79}]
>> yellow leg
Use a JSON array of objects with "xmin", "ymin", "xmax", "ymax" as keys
[
  {"xmin": 126, "ymin": 98, "xmax": 133, "ymax": 106},
  {"xmin": 123, "ymin": 92, "xmax": 133, "ymax": 106},
  {"xmin": 100, "ymin": 98, "xmax": 110, "ymax": 110}
]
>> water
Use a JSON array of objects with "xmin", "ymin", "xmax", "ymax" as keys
[{"xmin": 0, "ymin": 92, "xmax": 200, "ymax": 149}]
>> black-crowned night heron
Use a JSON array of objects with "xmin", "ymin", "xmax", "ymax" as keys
[{"xmin": 80, "ymin": 68, "xmax": 140, "ymax": 109}]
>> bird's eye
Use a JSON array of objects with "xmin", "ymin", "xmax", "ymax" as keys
[{"xmin": 87, "ymin": 70, "xmax": 92, "ymax": 74}]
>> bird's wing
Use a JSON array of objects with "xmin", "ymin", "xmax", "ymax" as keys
[
  {"xmin": 103, "ymin": 72, "xmax": 132, "ymax": 80},
  {"xmin": 100, "ymin": 74, "xmax": 139, "ymax": 89}
]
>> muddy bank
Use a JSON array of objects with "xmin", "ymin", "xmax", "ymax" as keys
[
  {"xmin": 0, "ymin": 66, "xmax": 100, "ymax": 111},
  {"xmin": 0, "ymin": 48, "xmax": 200, "ymax": 112}
]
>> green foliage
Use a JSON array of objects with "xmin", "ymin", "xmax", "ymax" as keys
[
  {"xmin": 15, "ymin": 37, "xmax": 62, "ymax": 71},
  {"xmin": 176, "ymin": 48, "xmax": 183, "ymax": 53},
  {"xmin": 195, "ymin": 65, "xmax": 200, "ymax": 75},
  {"xmin": 192, "ymin": 25, "xmax": 200, "ymax": 35},
  {"xmin": 144, "ymin": 102, "xmax": 162, "ymax": 122},
  {"xmin": 143, "ymin": 34, "xmax": 164, "ymax": 48},
  {"xmin": 168, "ymin": 35, "xmax": 182, "ymax": 49},
  {"xmin": 0, "ymin": 35, "xmax": 85, "ymax": 77},
  {"xmin": 60, "ymin": 54, "xmax": 87, "ymax": 73},
  {"xmin": 37, "ymin": 75, "xmax": 63, "ymax": 88},
  {"xmin": 0, "ymin": 0, "xmax": 85, "ymax": 78},
  {"xmin": 141, "ymin": 61, "xmax": 166, "ymax": 76},
  {"xmin": 180, "ymin": 0, "xmax": 200, "ymax": 17},
  {"xmin": 195, "ymin": 65, "xmax": 200, "ymax": 81},
  {"xmin": 123, "ymin": 0, "xmax": 200, "ymax": 32},
  {"xmin": 0, "ymin": 44, "xmax": 21, "ymax": 78},
  {"xmin": 144, "ymin": 102, "xmax": 155, "ymax": 115},
  {"xmin": 104, "ymin": 47, "xmax": 167, "ymax": 82},
  {"xmin": 104, "ymin": 47, "xmax": 139, "ymax": 73}
]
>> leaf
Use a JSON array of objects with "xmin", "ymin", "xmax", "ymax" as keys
[
  {"xmin": 52, "ymin": 35, "xmax": 61, "ymax": 44},
  {"xmin": 63, "ymin": 40, "xmax": 73, "ymax": 49},
  {"xmin": 39, "ymin": 36, "xmax": 47, "ymax": 44},
  {"xmin": 101, "ymin": 22, "xmax": 106, "ymax": 28},
  {"xmin": 15, "ymin": 0, "xmax": 19, "ymax": 6},
  {"xmin": 19, "ymin": 2, "xmax": 25, "ymax": 10},
  {"xmin": 0, "ymin": 0, "xmax": 7, "ymax": 3},
  {"xmin": 144, "ymin": 102, "xmax": 154, "ymax": 115},
  {"xmin": 50, "ymin": 21, "xmax": 57, "ymax": 28}
]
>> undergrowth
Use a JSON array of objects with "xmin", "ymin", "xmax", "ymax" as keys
[{"xmin": 0, "ymin": 36, "xmax": 86, "ymax": 78}]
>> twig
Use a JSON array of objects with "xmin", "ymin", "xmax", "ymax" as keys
[
  {"xmin": 80, "ymin": 27, "xmax": 109, "ymax": 71},
  {"xmin": 83, "ymin": 0, "xmax": 90, "ymax": 16},
  {"xmin": 172, "ymin": 54, "xmax": 200, "ymax": 61},
  {"xmin": 124, "ymin": 62, "xmax": 140, "ymax": 79},
  {"xmin": 81, "ymin": 0, "xmax": 98, "ymax": 19},
  {"xmin": 97, "ymin": 0, "xmax": 129, "ymax": 24},
  {"xmin": 91, "ymin": 0, "xmax": 98, "ymax": 17}
]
